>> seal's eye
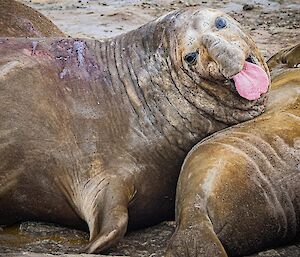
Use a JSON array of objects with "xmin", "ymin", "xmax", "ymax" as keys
[
  {"xmin": 215, "ymin": 17, "xmax": 227, "ymax": 29},
  {"xmin": 184, "ymin": 51, "xmax": 198, "ymax": 66}
]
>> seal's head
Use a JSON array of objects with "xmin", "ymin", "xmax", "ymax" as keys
[{"xmin": 155, "ymin": 8, "xmax": 270, "ymax": 103}]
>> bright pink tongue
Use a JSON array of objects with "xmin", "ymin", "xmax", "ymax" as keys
[{"xmin": 232, "ymin": 61, "xmax": 269, "ymax": 100}]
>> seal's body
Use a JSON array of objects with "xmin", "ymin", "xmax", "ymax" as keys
[
  {"xmin": 0, "ymin": 0, "xmax": 64, "ymax": 37},
  {"xmin": 0, "ymin": 8, "xmax": 269, "ymax": 253},
  {"xmin": 167, "ymin": 44, "xmax": 300, "ymax": 257}
]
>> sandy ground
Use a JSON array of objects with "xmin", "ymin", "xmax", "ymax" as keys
[
  {"xmin": 1, "ymin": 0, "xmax": 300, "ymax": 256},
  {"xmin": 20, "ymin": 0, "xmax": 300, "ymax": 59}
]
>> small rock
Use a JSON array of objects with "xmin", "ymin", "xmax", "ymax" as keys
[{"xmin": 243, "ymin": 4, "xmax": 255, "ymax": 11}]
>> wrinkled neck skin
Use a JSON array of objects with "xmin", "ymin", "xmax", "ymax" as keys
[
  {"xmin": 92, "ymin": 13, "xmax": 266, "ymax": 152},
  {"xmin": 96, "ymin": 27, "xmax": 225, "ymax": 152}
]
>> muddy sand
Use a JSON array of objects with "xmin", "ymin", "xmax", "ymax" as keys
[{"xmin": 0, "ymin": 0, "xmax": 300, "ymax": 256}]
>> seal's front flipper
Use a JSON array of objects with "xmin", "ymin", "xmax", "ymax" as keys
[
  {"xmin": 86, "ymin": 201, "xmax": 128, "ymax": 253},
  {"xmin": 166, "ymin": 222, "xmax": 227, "ymax": 257},
  {"xmin": 77, "ymin": 175, "xmax": 135, "ymax": 253},
  {"xmin": 267, "ymin": 43, "xmax": 300, "ymax": 70},
  {"xmin": 282, "ymin": 43, "xmax": 300, "ymax": 68}
]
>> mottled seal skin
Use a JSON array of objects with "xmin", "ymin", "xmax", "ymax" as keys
[
  {"xmin": 166, "ymin": 44, "xmax": 300, "ymax": 257},
  {"xmin": 0, "ymin": 0, "xmax": 64, "ymax": 37},
  {"xmin": 0, "ymin": 8, "xmax": 268, "ymax": 253}
]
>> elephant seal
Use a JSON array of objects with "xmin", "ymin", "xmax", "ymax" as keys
[
  {"xmin": 0, "ymin": 0, "xmax": 64, "ymax": 37},
  {"xmin": 166, "ymin": 43, "xmax": 300, "ymax": 257},
  {"xmin": 0, "ymin": 8, "xmax": 269, "ymax": 253}
]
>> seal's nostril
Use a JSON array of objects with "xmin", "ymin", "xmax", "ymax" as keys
[{"xmin": 246, "ymin": 55, "xmax": 255, "ymax": 64}]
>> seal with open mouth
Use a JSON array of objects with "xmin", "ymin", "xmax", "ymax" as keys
[
  {"xmin": 0, "ymin": 8, "xmax": 269, "ymax": 253},
  {"xmin": 166, "ymin": 43, "xmax": 300, "ymax": 257}
]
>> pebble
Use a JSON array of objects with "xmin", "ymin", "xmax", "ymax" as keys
[{"xmin": 243, "ymin": 4, "xmax": 255, "ymax": 11}]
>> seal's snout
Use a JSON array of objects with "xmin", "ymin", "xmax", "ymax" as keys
[
  {"xmin": 201, "ymin": 30, "xmax": 269, "ymax": 101},
  {"xmin": 201, "ymin": 32, "xmax": 245, "ymax": 79}
]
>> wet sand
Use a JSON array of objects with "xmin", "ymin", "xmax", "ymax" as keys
[{"xmin": 1, "ymin": 1, "xmax": 300, "ymax": 256}]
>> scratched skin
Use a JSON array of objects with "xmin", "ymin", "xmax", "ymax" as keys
[{"xmin": 0, "ymin": 8, "xmax": 268, "ymax": 253}]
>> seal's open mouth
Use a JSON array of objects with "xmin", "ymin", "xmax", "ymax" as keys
[{"xmin": 229, "ymin": 55, "xmax": 269, "ymax": 101}]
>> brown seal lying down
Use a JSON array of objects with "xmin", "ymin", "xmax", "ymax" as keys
[
  {"xmin": 0, "ymin": 0, "xmax": 64, "ymax": 37},
  {"xmin": 0, "ymin": 8, "xmax": 269, "ymax": 253},
  {"xmin": 166, "ymin": 43, "xmax": 300, "ymax": 257}
]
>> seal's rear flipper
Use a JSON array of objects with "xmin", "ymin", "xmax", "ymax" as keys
[
  {"xmin": 166, "ymin": 222, "xmax": 227, "ymax": 257},
  {"xmin": 76, "ymin": 175, "xmax": 135, "ymax": 253}
]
